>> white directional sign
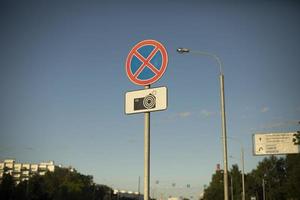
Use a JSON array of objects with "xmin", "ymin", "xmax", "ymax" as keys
[
  {"xmin": 125, "ymin": 86, "xmax": 167, "ymax": 115},
  {"xmin": 253, "ymin": 132, "xmax": 300, "ymax": 155}
]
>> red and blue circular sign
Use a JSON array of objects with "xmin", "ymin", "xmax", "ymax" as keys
[{"xmin": 126, "ymin": 40, "xmax": 168, "ymax": 86}]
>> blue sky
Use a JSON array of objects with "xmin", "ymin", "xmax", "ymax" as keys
[{"xmin": 1, "ymin": 0, "xmax": 300, "ymax": 198}]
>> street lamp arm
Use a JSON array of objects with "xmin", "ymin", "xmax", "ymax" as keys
[
  {"xmin": 189, "ymin": 50, "xmax": 223, "ymax": 75},
  {"xmin": 176, "ymin": 48, "xmax": 223, "ymax": 74},
  {"xmin": 227, "ymin": 136, "xmax": 244, "ymax": 149}
]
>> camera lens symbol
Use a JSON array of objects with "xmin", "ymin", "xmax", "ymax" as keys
[{"xmin": 143, "ymin": 94, "xmax": 156, "ymax": 109}]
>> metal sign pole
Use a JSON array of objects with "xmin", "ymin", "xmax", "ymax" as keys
[
  {"xmin": 125, "ymin": 40, "xmax": 168, "ymax": 200},
  {"xmin": 220, "ymin": 74, "xmax": 229, "ymax": 200},
  {"xmin": 144, "ymin": 85, "xmax": 150, "ymax": 200}
]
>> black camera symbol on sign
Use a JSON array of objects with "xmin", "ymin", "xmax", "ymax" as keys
[{"xmin": 134, "ymin": 93, "xmax": 156, "ymax": 111}]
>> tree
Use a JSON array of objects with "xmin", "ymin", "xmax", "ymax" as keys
[
  {"xmin": 27, "ymin": 174, "xmax": 50, "ymax": 200},
  {"xmin": 0, "ymin": 173, "xmax": 15, "ymax": 200},
  {"xmin": 246, "ymin": 156, "xmax": 287, "ymax": 200},
  {"xmin": 94, "ymin": 184, "xmax": 112, "ymax": 200},
  {"xmin": 285, "ymin": 153, "xmax": 300, "ymax": 199},
  {"xmin": 0, "ymin": 166, "xmax": 112, "ymax": 200},
  {"xmin": 13, "ymin": 180, "xmax": 28, "ymax": 200},
  {"xmin": 203, "ymin": 170, "xmax": 224, "ymax": 200},
  {"xmin": 229, "ymin": 164, "xmax": 242, "ymax": 200}
]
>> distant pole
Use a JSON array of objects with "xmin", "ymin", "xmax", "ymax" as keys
[
  {"xmin": 241, "ymin": 147, "xmax": 245, "ymax": 200},
  {"xmin": 228, "ymin": 137, "xmax": 246, "ymax": 200},
  {"xmin": 230, "ymin": 176, "xmax": 233, "ymax": 200},
  {"xmin": 153, "ymin": 180, "xmax": 159, "ymax": 200},
  {"xmin": 262, "ymin": 178, "xmax": 266, "ymax": 200},
  {"xmin": 138, "ymin": 176, "xmax": 141, "ymax": 200},
  {"xmin": 144, "ymin": 85, "xmax": 151, "ymax": 200}
]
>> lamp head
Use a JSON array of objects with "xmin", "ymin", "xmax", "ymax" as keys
[{"xmin": 177, "ymin": 48, "xmax": 190, "ymax": 54}]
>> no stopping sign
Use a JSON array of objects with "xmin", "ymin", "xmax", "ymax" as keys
[{"xmin": 125, "ymin": 40, "xmax": 168, "ymax": 86}]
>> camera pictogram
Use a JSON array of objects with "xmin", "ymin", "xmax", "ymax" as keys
[{"xmin": 134, "ymin": 93, "xmax": 156, "ymax": 111}]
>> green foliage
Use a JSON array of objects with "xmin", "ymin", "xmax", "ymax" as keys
[
  {"xmin": 247, "ymin": 156, "xmax": 287, "ymax": 200},
  {"xmin": 203, "ymin": 170, "xmax": 224, "ymax": 200},
  {"xmin": 0, "ymin": 167, "xmax": 112, "ymax": 200},
  {"xmin": 27, "ymin": 175, "xmax": 50, "ymax": 200},
  {"xmin": 229, "ymin": 164, "xmax": 242, "ymax": 200},
  {"xmin": 203, "ymin": 154, "xmax": 300, "ymax": 200},
  {"xmin": 0, "ymin": 173, "xmax": 15, "ymax": 200},
  {"xmin": 285, "ymin": 153, "xmax": 300, "ymax": 199}
]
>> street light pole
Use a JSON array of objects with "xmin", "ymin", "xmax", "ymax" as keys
[
  {"xmin": 241, "ymin": 147, "xmax": 245, "ymax": 200},
  {"xmin": 177, "ymin": 48, "xmax": 229, "ymax": 200},
  {"xmin": 220, "ymin": 71, "xmax": 229, "ymax": 200}
]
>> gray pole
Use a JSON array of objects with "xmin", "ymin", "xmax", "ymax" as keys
[
  {"xmin": 241, "ymin": 148, "xmax": 245, "ymax": 200},
  {"xmin": 220, "ymin": 74, "xmax": 229, "ymax": 200},
  {"xmin": 144, "ymin": 85, "xmax": 150, "ymax": 200},
  {"xmin": 262, "ymin": 178, "xmax": 266, "ymax": 200},
  {"xmin": 230, "ymin": 176, "xmax": 233, "ymax": 200},
  {"xmin": 138, "ymin": 176, "xmax": 141, "ymax": 200}
]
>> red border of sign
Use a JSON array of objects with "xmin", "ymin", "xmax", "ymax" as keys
[{"xmin": 126, "ymin": 40, "xmax": 168, "ymax": 86}]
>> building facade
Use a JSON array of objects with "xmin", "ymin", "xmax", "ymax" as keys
[
  {"xmin": 0, "ymin": 159, "xmax": 55, "ymax": 184},
  {"xmin": 113, "ymin": 190, "xmax": 143, "ymax": 200}
]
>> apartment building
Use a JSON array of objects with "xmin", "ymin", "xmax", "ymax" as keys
[{"xmin": 0, "ymin": 159, "xmax": 55, "ymax": 184}]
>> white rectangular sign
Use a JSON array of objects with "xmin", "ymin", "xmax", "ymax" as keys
[
  {"xmin": 125, "ymin": 86, "xmax": 167, "ymax": 115},
  {"xmin": 253, "ymin": 132, "xmax": 300, "ymax": 155}
]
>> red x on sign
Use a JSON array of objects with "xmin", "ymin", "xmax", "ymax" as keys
[{"xmin": 126, "ymin": 40, "xmax": 168, "ymax": 86}]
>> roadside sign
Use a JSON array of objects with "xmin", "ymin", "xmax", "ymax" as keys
[
  {"xmin": 125, "ymin": 86, "xmax": 167, "ymax": 114},
  {"xmin": 253, "ymin": 132, "xmax": 300, "ymax": 155},
  {"xmin": 126, "ymin": 40, "xmax": 168, "ymax": 86}
]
